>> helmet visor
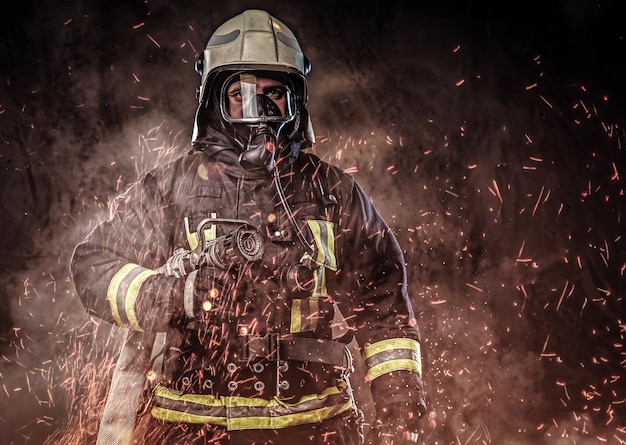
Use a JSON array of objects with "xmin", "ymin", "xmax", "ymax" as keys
[{"xmin": 220, "ymin": 72, "xmax": 297, "ymax": 124}]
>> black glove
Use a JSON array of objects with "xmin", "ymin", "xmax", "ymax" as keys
[{"xmin": 365, "ymin": 402, "xmax": 422, "ymax": 445}]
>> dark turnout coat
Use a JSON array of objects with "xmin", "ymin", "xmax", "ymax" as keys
[{"xmin": 71, "ymin": 138, "xmax": 425, "ymax": 436}]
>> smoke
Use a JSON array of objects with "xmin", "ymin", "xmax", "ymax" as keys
[
  {"xmin": 0, "ymin": 113, "xmax": 191, "ymax": 445},
  {"xmin": 1, "ymin": 1, "xmax": 626, "ymax": 444}
]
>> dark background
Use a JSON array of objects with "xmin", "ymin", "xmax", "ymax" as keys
[{"xmin": 1, "ymin": 1, "xmax": 625, "ymax": 444}]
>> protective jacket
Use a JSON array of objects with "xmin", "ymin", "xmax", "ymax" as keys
[{"xmin": 71, "ymin": 133, "xmax": 425, "ymax": 438}]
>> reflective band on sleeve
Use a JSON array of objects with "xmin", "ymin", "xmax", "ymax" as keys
[
  {"xmin": 107, "ymin": 264, "xmax": 135, "ymax": 327},
  {"xmin": 366, "ymin": 359, "xmax": 422, "ymax": 381},
  {"xmin": 150, "ymin": 383, "xmax": 353, "ymax": 430},
  {"xmin": 307, "ymin": 220, "xmax": 337, "ymax": 271},
  {"xmin": 364, "ymin": 338, "xmax": 421, "ymax": 359},
  {"xmin": 364, "ymin": 338, "xmax": 422, "ymax": 380},
  {"xmin": 107, "ymin": 263, "xmax": 157, "ymax": 331}
]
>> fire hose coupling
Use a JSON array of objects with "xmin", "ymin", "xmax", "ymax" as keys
[
  {"xmin": 280, "ymin": 263, "xmax": 315, "ymax": 293},
  {"xmin": 157, "ymin": 220, "xmax": 266, "ymax": 277},
  {"xmin": 198, "ymin": 223, "xmax": 265, "ymax": 269}
]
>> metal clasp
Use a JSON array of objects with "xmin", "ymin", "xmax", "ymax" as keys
[
  {"xmin": 238, "ymin": 333, "xmax": 280, "ymax": 362},
  {"xmin": 342, "ymin": 345, "xmax": 354, "ymax": 375}
]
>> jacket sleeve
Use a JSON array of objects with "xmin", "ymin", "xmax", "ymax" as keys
[
  {"xmin": 71, "ymin": 170, "xmax": 184, "ymax": 332},
  {"xmin": 332, "ymin": 172, "xmax": 426, "ymax": 418}
]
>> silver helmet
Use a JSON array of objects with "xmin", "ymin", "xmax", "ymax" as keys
[{"xmin": 192, "ymin": 9, "xmax": 314, "ymax": 168}]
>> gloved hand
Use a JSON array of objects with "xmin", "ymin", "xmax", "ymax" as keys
[
  {"xmin": 182, "ymin": 265, "xmax": 238, "ymax": 320},
  {"xmin": 365, "ymin": 402, "xmax": 422, "ymax": 445},
  {"xmin": 158, "ymin": 247, "xmax": 199, "ymax": 278}
]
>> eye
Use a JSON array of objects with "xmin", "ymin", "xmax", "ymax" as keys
[
  {"xmin": 264, "ymin": 86, "xmax": 286, "ymax": 100},
  {"xmin": 227, "ymin": 88, "xmax": 242, "ymax": 100},
  {"xmin": 226, "ymin": 81, "xmax": 243, "ymax": 102}
]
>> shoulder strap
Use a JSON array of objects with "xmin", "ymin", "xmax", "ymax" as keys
[{"xmin": 300, "ymin": 154, "xmax": 338, "ymax": 221}]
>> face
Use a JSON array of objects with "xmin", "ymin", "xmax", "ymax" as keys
[{"xmin": 225, "ymin": 75, "xmax": 288, "ymax": 119}]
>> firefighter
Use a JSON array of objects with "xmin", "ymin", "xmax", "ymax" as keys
[{"xmin": 71, "ymin": 9, "xmax": 426, "ymax": 445}]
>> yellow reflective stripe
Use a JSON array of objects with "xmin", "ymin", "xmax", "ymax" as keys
[
  {"xmin": 151, "ymin": 384, "xmax": 353, "ymax": 430},
  {"xmin": 364, "ymin": 338, "xmax": 421, "ymax": 359},
  {"xmin": 106, "ymin": 263, "xmax": 155, "ymax": 331},
  {"xmin": 184, "ymin": 217, "xmax": 199, "ymax": 250},
  {"xmin": 107, "ymin": 263, "xmax": 137, "ymax": 327},
  {"xmin": 308, "ymin": 297, "xmax": 319, "ymax": 332},
  {"xmin": 151, "ymin": 401, "xmax": 352, "ymax": 430},
  {"xmin": 290, "ymin": 299, "xmax": 302, "ymax": 333},
  {"xmin": 125, "ymin": 268, "xmax": 157, "ymax": 331},
  {"xmin": 230, "ymin": 402, "xmax": 352, "ymax": 430},
  {"xmin": 312, "ymin": 266, "xmax": 328, "ymax": 297},
  {"xmin": 290, "ymin": 297, "xmax": 321, "ymax": 333},
  {"xmin": 364, "ymin": 338, "xmax": 422, "ymax": 380},
  {"xmin": 154, "ymin": 382, "xmax": 344, "ymax": 407},
  {"xmin": 185, "ymin": 213, "xmax": 217, "ymax": 250},
  {"xmin": 150, "ymin": 406, "xmax": 227, "ymax": 426},
  {"xmin": 324, "ymin": 223, "xmax": 337, "ymax": 271},
  {"xmin": 307, "ymin": 220, "xmax": 337, "ymax": 271},
  {"xmin": 308, "ymin": 221, "xmax": 323, "ymax": 264},
  {"xmin": 367, "ymin": 358, "xmax": 422, "ymax": 381},
  {"xmin": 203, "ymin": 223, "xmax": 217, "ymax": 244}
]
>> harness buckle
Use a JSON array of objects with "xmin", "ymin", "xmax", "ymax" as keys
[{"xmin": 238, "ymin": 333, "xmax": 280, "ymax": 362}]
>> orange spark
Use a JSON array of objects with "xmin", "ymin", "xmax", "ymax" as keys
[
  {"xmin": 466, "ymin": 283, "xmax": 483, "ymax": 292},
  {"xmin": 147, "ymin": 34, "xmax": 161, "ymax": 48},
  {"xmin": 489, "ymin": 179, "xmax": 503, "ymax": 203},
  {"xmin": 539, "ymin": 95, "xmax": 554, "ymax": 109},
  {"xmin": 532, "ymin": 186, "xmax": 546, "ymax": 216},
  {"xmin": 611, "ymin": 162, "xmax": 620, "ymax": 180}
]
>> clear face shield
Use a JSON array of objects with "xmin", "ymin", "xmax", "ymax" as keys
[{"xmin": 220, "ymin": 72, "xmax": 297, "ymax": 125}]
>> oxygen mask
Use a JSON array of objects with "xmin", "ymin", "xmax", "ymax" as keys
[{"xmin": 220, "ymin": 72, "xmax": 297, "ymax": 172}]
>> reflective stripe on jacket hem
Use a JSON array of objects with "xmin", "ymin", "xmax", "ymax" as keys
[{"xmin": 149, "ymin": 383, "xmax": 354, "ymax": 430}]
